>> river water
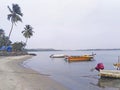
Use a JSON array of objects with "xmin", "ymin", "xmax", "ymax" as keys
[{"xmin": 23, "ymin": 50, "xmax": 120, "ymax": 90}]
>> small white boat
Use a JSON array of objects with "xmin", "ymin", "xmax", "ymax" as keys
[
  {"xmin": 99, "ymin": 70, "xmax": 120, "ymax": 79},
  {"xmin": 50, "ymin": 54, "xmax": 67, "ymax": 58}
]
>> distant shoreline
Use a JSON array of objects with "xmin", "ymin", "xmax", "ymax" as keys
[{"xmin": 26, "ymin": 48, "xmax": 120, "ymax": 52}]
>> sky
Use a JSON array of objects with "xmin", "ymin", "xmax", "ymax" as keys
[{"xmin": 0, "ymin": 0, "xmax": 120, "ymax": 50}]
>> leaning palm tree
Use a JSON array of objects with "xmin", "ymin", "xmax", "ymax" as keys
[
  {"xmin": 7, "ymin": 4, "xmax": 23, "ymax": 39},
  {"xmin": 22, "ymin": 25, "xmax": 34, "ymax": 46}
]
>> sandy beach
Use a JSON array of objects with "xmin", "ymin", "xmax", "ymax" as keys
[{"xmin": 0, "ymin": 55, "xmax": 68, "ymax": 90}]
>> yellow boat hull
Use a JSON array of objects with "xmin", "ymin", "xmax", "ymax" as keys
[{"xmin": 66, "ymin": 55, "xmax": 94, "ymax": 62}]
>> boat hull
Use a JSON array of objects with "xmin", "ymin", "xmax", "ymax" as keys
[
  {"xmin": 99, "ymin": 70, "xmax": 120, "ymax": 79},
  {"xmin": 66, "ymin": 55, "xmax": 94, "ymax": 62},
  {"xmin": 50, "ymin": 54, "xmax": 67, "ymax": 58}
]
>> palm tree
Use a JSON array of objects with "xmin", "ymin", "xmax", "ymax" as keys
[
  {"xmin": 7, "ymin": 4, "xmax": 23, "ymax": 39},
  {"xmin": 22, "ymin": 25, "xmax": 34, "ymax": 46}
]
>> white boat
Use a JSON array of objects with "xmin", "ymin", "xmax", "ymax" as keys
[
  {"xmin": 99, "ymin": 70, "xmax": 120, "ymax": 78},
  {"xmin": 50, "ymin": 54, "xmax": 67, "ymax": 58}
]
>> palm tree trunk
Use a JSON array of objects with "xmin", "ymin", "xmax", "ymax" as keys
[
  {"xmin": 5, "ymin": 22, "xmax": 14, "ymax": 51},
  {"xmin": 8, "ymin": 22, "xmax": 14, "ymax": 39},
  {"xmin": 25, "ymin": 38, "xmax": 28, "ymax": 47}
]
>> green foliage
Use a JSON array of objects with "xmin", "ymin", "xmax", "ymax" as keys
[
  {"xmin": 0, "ymin": 29, "xmax": 11, "ymax": 47},
  {"xmin": 0, "ymin": 4, "xmax": 34, "ymax": 53},
  {"xmin": 7, "ymin": 4, "xmax": 23, "ymax": 40},
  {"xmin": 22, "ymin": 25, "xmax": 34, "ymax": 38},
  {"xmin": 7, "ymin": 4, "xmax": 23, "ymax": 23},
  {"xmin": 12, "ymin": 4, "xmax": 23, "ymax": 16},
  {"xmin": 12, "ymin": 42, "xmax": 26, "ymax": 51},
  {"xmin": 22, "ymin": 25, "xmax": 34, "ymax": 45},
  {"xmin": 0, "ymin": 36, "xmax": 11, "ymax": 47},
  {"xmin": 0, "ymin": 29, "xmax": 5, "ymax": 37}
]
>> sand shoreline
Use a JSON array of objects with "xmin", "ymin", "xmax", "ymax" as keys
[{"xmin": 0, "ymin": 55, "xmax": 68, "ymax": 90}]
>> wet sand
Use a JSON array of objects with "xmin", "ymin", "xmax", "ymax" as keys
[{"xmin": 0, "ymin": 55, "xmax": 68, "ymax": 90}]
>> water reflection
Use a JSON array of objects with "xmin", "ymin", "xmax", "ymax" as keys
[{"xmin": 98, "ymin": 78, "xmax": 120, "ymax": 89}]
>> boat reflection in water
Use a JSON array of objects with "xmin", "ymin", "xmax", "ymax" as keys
[{"xmin": 97, "ymin": 78, "xmax": 120, "ymax": 88}]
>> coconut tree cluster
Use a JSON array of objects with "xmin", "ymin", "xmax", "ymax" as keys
[{"xmin": 0, "ymin": 4, "xmax": 34, "ymax": 54}]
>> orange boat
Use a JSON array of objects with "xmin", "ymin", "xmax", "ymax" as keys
[{"xmin": 65, "ymin": 54, "xmax": 95, "ymax": 62}]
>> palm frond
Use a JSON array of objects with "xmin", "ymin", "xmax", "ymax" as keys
[
  {"xmin": 12, "ymin": 4, "xmax": 23, "ymax": 16},
  {"xmin": 22, "ymin": 25, "xmax": 34, "ymax": 39},
  {"xmin": 11, "ymin": 14, "xmax": 22, "ymax": 23},
  {"xmin": 7, "ymin": 14, "xmax": 13, "ymax": 20},
  {"xmin": 15, "ymin": 15, "xmax": 22, "ymax": 22},
  {"xmin": 7, "ymin": 6, "xmax": 13, "ymax": 13},
  {"xmin": 7, "ymin": 4, "xmax": 23, "ymax": 24}
]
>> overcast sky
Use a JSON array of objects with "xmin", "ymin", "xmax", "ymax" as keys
[{"xmin": 0, "ymin": 0, "xmax": 120, "ymax": 50}]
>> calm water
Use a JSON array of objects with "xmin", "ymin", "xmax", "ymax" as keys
[{"xmin": 23, "ymin": 50, "xmax": 120, "ymax": 90}]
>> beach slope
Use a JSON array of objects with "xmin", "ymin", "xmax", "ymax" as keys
[{"xmin": 0, "ymin": 55, "xmax": 68, "ymax": 90}]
